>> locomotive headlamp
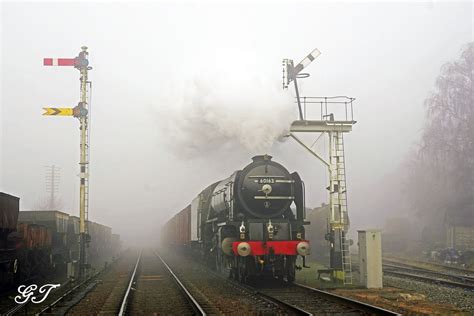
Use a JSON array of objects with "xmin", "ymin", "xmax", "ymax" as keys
[
  {"xmin": 237, "ymin": 242, "xmax": 251, "ymax": 256},
  {"xmin": 297, "ymin": 241, "xmax": 310, "ymax": 256},
  {"xmin": 221, "ymin": 238, "xmax": 236, "ymax": 256},
  {"xmin": 240, "ymin": 221, "xmax": 246, "ymax": 240},
  {"xmin": 240, "ymin": 221, "xmax": 246, "ymax": 233},
  {"xmin": 267, "ymin": 220, "xmax": 274, "ymax": 240}
]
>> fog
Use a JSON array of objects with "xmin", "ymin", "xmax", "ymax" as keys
[{"xmin": 1, "ymin": 1, "xmax": 472, "ymax": 245}]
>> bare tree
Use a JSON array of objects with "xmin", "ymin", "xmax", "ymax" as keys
[{"xmin": 404, "ymin": 43, "xmax": 474, "ymax": 222}]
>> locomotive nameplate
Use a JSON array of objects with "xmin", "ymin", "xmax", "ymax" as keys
[{"xmin": 249, "ymin": 175, "xmax": 285, "ymax": 184}]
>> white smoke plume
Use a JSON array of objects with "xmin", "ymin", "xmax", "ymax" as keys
[{"xmin": 157, "ymin": 69, "xmax": 295, "ymax": 157}]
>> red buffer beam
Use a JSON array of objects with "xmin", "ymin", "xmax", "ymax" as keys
[{"xmin": 43, "ymin": 58, "xmax": 76, "ymax": 66}]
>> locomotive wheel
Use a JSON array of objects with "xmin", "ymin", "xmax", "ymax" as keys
[
  {"xmin": 237, "ymin": 257, "xmax": 248, "ymax": 283},
  {"xmin": 286, "ymin": 256, "xmax": 296, "ymax": 283},
  {"xmin": 238, "ymin": 267, "xmax": 246, "ymax": 283},
  {"xmin": 231, "ymin": 257, "xmax": 239, "ymax": 280},
  {"xmin": 215, "ymin": 252, "xmax": 222, "ymax": 272}
]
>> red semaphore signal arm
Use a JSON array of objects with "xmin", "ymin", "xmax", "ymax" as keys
[{"xmin": 43, "ymin": 58, "xmax": 76, "ymax": 66}]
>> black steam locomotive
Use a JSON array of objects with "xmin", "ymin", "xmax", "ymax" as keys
[{"xmin": 162, "ymin": 155, "xmax": 310, "ymax": 282}]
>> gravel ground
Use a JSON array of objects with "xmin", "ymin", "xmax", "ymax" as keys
[
  {"xmin": 384, "ymin": 275, "xmax": 474, "ymax": 313},
  {"xmin": 162, "ymin": 250, "xmax": 289, "ymax": 315},
  {"xmin": 68, "ymin": 249, "xmax": 138, "ymax": 315}
]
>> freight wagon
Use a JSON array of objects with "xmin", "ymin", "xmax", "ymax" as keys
[
  {"xmin": 0, "ymin": 192, "xmax": 122, "ymax": 288},
  {"xmin": 18, "ymin": 210, "xmax": 70, "ymax": 268},
  {"xmin": 88, "ymin": 221, "xmax": 113, "ymax": 265},
  {"xmin": 67, "ymin": 216, "xmax": 80, "ymax": 261},
  {"xmin": 1, "ymin": 194, "xmax": 55, "ymax": 286},
  {"xmin": 111, "ymin": 233, "xmax": 122, "ymax": 258},
  {"xmin": 162, "ymin": 206, "xmax": 191, "ymax": 247},
  {"xmin": 0, "ymin": 193, "xmax": 20, "ymax": 286}
]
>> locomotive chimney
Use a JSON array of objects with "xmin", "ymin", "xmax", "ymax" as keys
[{"xmin": 252, "ymin": 154, "xmax": 272, "ymax": 162}]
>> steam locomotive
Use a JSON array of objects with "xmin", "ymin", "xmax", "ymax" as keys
[{"xmin": 162, "ymin": 155, "xmax": 310, "ymax": 282}]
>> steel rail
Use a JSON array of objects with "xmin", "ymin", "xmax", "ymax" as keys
[
  {"xmin": 246, "ymin": 287, "xmax": 313, "ymax": 315},
  {"xmin": 384, "ymin": 263, "xmax": 474, "ymax": 283},
  {"xmin": 36, "ymin": 276, "xmax": 97, "ymax": 315},
  {"xmin": 4, "ymin": 302, "xmax": 25, "ymax": 316},
  {"xmin": 154, "ymin": 251, "xmax": 207, "ymax": 316},
  {"xmin": 294, "ymin": 283, "xmax": 401, "ymax": 315},
  {"xmin": 192, "ymin": 260, "xmax": 311, "ymax": 315},
  {"xmin": 384, "ymin": 270, "xmax": 474, "ymax": 291},
  {"xmin": 118, "ymin": 250, "xmax": 142, "ymax": 316},
  {"xmin": 383, "ymin": 257, "xmax": 474, "ymax": 275},
  {"xmin": 5, "ymin": 254, "xmax": 122, "ymax": 316}
]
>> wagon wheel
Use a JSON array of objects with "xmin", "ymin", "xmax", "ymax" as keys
[
  {"xmin": 21, "ymin": 254, "xmax": 32, "ymax": 281},
  {"xmin": 215, "ymin": 252, "xmax": 221, "ymax": 272}
]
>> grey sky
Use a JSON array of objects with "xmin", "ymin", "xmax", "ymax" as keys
[{"xmin": 1, "ymin": 1, "xmax": 472, "ymax": 244}]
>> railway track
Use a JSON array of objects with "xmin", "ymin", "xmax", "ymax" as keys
[
  {"xmin": 3, "ymin": 250, "xmax": 414, "ymax": 315},
  {"xmin": 382, "ymin": 261, "xmax": 474, "ymax": 312},
  {"xmin": 121, "ymin": 250, "xmax": 205, "ymax": 315},
  {"xmin": 1, "ymin": 254, "xmax": 123, "ymax": 316},
  {"xmin": 1, "ymin": 279, "xmax": 70, "ymax": 316},
  {"xmin": 253, "ymin": 280, "xmax": 401, "ymax": 315},
  {"xmin": 66, "ymin": 250, "xmax": 140, "ymax": 315},
  {"xmin": 161, "ymin": 250, "xmax": 400, "ymax": 315},
  {"xmin": 158, "ymin": 250, "xmax": 316, "ymax": 315},
  {"xmin": 35, "ymin": 254, "xmax": 127, "ymax": 315},
  {"xmin": 383, "ymin": 263, "xmax": 474, "ymax": 291},
  {"xmin": 352, "ymin": 258, "xmax": 474, "ymax": 291},
  {"xmin": 384, "ymin": 257, "xmax": 474, "ymax": 275},
  {"xmin": 36, "ymin": 274, "xmax": 99, "ymax": 315}
]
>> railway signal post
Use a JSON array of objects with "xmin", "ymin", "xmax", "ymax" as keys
[
  {"xmin": 283, "ymin": 49, "xmax": 356, "ymax": 284},
  {"xmin": 43, "ymin": 46, "xmax": 92, "ymax": 279}
]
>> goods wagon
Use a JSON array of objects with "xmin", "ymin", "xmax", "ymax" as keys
[
  {"xmin": 111, "ymin": 233, "xmax": 122, "ymax": 257},
  {"xmin": 1, "ymin": 192, "xmax": 122, "ymax": 287},
  {"xmin": 18, "ymin": 210, "xmax": 68, "ymax": 248},
  {"xmin": 1, "ymin": 195, "xmax": 54, "ymax": 286},
  {"xmin": 67, "ymin": 216, "xmax": 80, "ymax": 261},
  {"xmin": 17, "ymin": 223, "xmax": 52, "ymax": 248},
  {"xmin": 18, "ymin": 211, "xmax": 70, "ymax": 266},
  {"xmin": 0, "ymin": 193, "xmax": 20, "ymax": 286},
  {"xmin": 88, "ymin": 221, "xmax": 113, "ymax": 264},
  {"xmin": 162, "ymin": 206, "xmax": 191, "ymax": 247},
  {"xmin": 0, "ymin": 192, "xmax": 19, "ymax": 236}
]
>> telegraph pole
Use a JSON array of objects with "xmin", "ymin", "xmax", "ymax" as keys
[
  {"xmin": 43, "ymin": 46, "xmax": 92, "ymax": 278},
  {"xmin": 45, "ymin": 165, "xmax": 61, "ymax": 209}
]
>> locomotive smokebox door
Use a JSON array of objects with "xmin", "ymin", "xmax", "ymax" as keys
[{"xmin": 237, "ymin": 155, "xmax": 295, "ymax": 219}]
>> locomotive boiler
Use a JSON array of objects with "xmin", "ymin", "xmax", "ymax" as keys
[{"xmin": 162, "ymin": 155, "xmax": 310, "ymax": 282}]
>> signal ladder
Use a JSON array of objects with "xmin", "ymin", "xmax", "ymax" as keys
[
  {"xmin": 83, "ymin": 120, "xmax": 90, "ymax": 234},
  {"xmin": 331, "ymin": 131, "xmax": 353, "ymax": 285}
]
